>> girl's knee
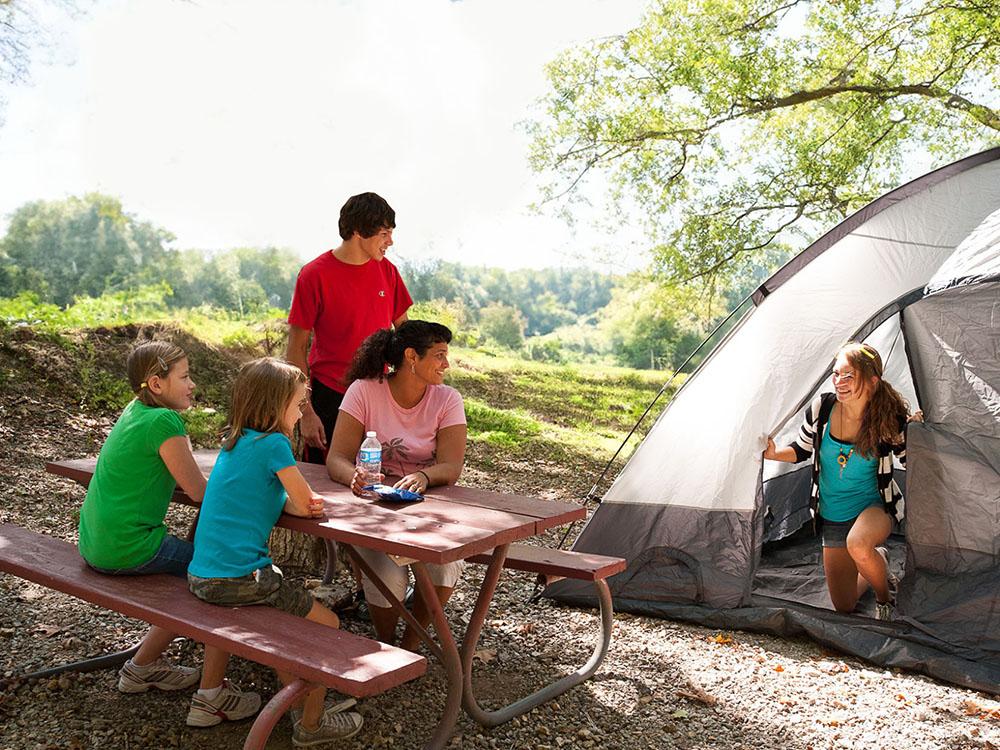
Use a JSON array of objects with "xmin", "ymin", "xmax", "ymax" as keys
[
  {"xmin": 845, "ymin": 535, "xmax": 870, "ymax": 558},
  {"xmin": 831, "ymin": 599, "xmax": 856, "ymax": 614}
]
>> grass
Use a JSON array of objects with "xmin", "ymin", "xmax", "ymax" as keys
[
  {"xmin": 1, "ymin": 315, "xmax": 680, "ymax": 482},
  {"xmin": 464, "ymin": 397, "xmax": 541, "ymax": 446},
  {"xmin": 447, "ymin": 346, "xmax": 676, "ymax": 458}
]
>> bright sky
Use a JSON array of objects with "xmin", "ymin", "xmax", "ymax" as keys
[{"xmin": 0, "ymin": 0, "xmax": 650, "ymax": 272}]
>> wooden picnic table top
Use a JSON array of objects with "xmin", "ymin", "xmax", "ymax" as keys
[{"xmin": 46, "ymin": 450, "xmax": 586, "ymax": 565}]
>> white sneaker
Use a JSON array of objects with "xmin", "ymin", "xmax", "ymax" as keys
[
  {"xmin": 186, "ymin": 680, "xmax": 262, "ymax": 727},
  {"xmin": 117, "ymin": 657, "xmax": 200, "ymax": 693}
]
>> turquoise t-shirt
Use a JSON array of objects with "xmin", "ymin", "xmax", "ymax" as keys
[
  {"xmin": 818, "ymin": 422, "xmax": 881, "ymax": 522},
  {"xmin": 189, "ymin": 430, "xmax": 297, "ymax": 578}
]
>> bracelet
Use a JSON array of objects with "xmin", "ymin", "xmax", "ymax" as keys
[{"xmin": 416, "ymin": 470, "xmax": 430, "ymax": 487}]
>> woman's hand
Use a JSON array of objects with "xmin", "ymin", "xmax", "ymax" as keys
[
  {"xmin": 763, "ymin": 437, "xmax": 778, "ymax": 461},
  {"xmin": 395, "ymin": 471, "xmax": 429, "ymax": 494},
  {"xmin": 350, "ymin": 468, "xmax": 383, "ymax": 497},
  {"xmin": 908, "ymin": 410, "xmax": 924, "ymax": 423}
]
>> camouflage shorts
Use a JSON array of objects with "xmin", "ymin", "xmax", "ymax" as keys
[{"xmin": 188, "ymin": 564, "xmax": 313, "ymax": 618}]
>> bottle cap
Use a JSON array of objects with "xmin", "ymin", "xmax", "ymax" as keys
[{"xmin": 366, "ymin": 431, "xmax": 377, "ymax": 438}]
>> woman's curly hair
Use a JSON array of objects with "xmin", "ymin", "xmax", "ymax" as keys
[{"xmin": 344, "ymin": 320, "xmax": 452, "ymax": 385}]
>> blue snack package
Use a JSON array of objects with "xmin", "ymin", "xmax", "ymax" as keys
[{"xmin": 363, "ymin": 484, "xmax": 424, "ymax": 503}]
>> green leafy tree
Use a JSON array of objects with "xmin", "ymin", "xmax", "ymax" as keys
[
  {"xmin": 1, "ymin": 193, "xmax": 174, "ymax": 306},
  {"xmin": 600, "ymin": 276, "xmax": 712, "ymax": 370},
  {"xmin": 529, "ymin": 0, "xmax": 1000, "ymax": 283},
  {"xmin": 479, "ymin": 302, "xmax": 526, "ymax": 350}
]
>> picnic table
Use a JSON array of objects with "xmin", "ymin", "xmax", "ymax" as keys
[{"xmin": 40, "ymin": 450, "xmax": 623, "ymax": 749}]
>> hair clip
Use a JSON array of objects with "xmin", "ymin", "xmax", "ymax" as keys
[
  {"xmin": 140, "ymin": 382, "xmax": 149, "ymax": 389},
  {"xmin": 156, "ymin": 355, "xmax": 169, "ymax": 373},
  {"xmin": 859, "ymin": 345, "xmax": 877, "ymax": 359}
]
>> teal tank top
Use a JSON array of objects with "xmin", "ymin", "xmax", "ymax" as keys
[{"xmin": 818, "ymin": 422, "xmax": 881, "ymax": 522}]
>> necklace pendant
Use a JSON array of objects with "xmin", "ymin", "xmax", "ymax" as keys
[{"xmin": 837, "ymin": 453, "xmax": 848, "ymax": 469}]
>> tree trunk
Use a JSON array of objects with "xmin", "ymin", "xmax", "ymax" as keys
[{"xmin": 268, "ymin": 527, "xmax": 325, "ymax": 574}]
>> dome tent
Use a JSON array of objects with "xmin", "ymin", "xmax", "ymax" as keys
[{"xmin": 546, "ymin": 148, "xmax": 1000, "ymax": 693}]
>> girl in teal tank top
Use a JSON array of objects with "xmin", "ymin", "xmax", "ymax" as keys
[{"xmin": 763, "ymin": 342, "xmax": 918, "ymax": 622}]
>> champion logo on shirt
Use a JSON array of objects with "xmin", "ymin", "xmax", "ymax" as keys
[{"xmin": 378, "ymin": 290, "xmax": 386, "ymax": 297}]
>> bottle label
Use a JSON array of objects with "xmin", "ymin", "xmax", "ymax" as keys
[{"xmin": 359, "ymin": 449, "xmax": 381, "ymax": 463}]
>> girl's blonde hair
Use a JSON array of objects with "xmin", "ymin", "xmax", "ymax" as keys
[
  {"xmin": 840, "ymin": 342, "xmax": 909, "ymax": 457},
  {"xmin": 126, "ymin": 341, "xmax": 187, "ymax": 407},
  {"xmin": 223, "ymin": 357, "xmax": 306, "ymax": 451}
]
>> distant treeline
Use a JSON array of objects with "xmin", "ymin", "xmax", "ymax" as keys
[{"xmin": 0, "ymin": 192, "xmax": 757, "ymax": 370}]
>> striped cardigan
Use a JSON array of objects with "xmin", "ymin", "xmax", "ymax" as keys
[{"xmin": 791, "ymin": 392, "xmax": 907, "ymax": 522}]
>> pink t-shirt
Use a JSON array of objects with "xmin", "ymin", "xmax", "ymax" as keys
[{"xmin": 339, "ymin": 379, "xmax": 466, "ymax": 478}]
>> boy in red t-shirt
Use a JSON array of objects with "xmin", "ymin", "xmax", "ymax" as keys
[{"xmin": 286, "ymin": 192, "xmax": 412, "ymax": 464}]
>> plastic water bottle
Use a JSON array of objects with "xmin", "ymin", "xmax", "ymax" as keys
[{"xmin": 357, "ymin": 431, "xmax": 382, "ymax": 494}]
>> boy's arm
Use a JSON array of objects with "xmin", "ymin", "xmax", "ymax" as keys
[
  {"xmin": 286, "ymin": 324, "xmax": 327, "ymax": 452},
  {"xmin": 276, "ymin": 465, "xmax": 325, "ymax": 518},
  {"xmin": 159, "ymin": 435, "xmax": 207, "ymax": 502}
]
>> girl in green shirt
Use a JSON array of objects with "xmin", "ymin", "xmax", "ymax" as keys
[{"xmin": 78, "ymin": 341, "xmax": 259, "ymax": 727}]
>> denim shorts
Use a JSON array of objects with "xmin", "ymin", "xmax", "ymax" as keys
[
  {"xmin": 88, "ymin": 534, "xmax": 193, "ymax": 578},
  {"xmin": 188, "ymin": 564, "xmax": 313, "ymax": 618},
  {"xmin": 820, "ymin": 503, "xmax": 887, "ymax": 548}
]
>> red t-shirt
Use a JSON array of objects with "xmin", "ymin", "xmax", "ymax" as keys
[{"xmin": 288, "ymin": 252, "xmax": 412, "ymax": 393}]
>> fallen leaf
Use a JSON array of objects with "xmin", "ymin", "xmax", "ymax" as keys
[
  {"xmin": 473, "ymin": 648, "xmax": 497, "ymax": 664},
  {"xmin": 773, "ymin": 664, "xmax": 785, "ymax": 673},
  {"xmin": 34, "ymin": 624, "xmax": 64, "ymax": 637},
  {"xmin": 671, "ymin": 709, "xmax": 689, "ymax": 719},
  {"xmin": 962, "ymin": 700, "xmax": 982, "ymax": 715},
  {"xmin": 676, "ymin": 686, "xmax": 717, "ymax": 706},
  {"xmin": 710, "ymin": 633, "xmax": 733, "ymax": 644}
]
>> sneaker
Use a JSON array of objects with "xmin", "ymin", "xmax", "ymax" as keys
[
  {"xmin": 293, "ymin": 709, "xmax": 364, "ymax": 746},
  {"xmin": 289, "ymin": 697, "xmax": 358, "ymax": 726},
  {"xmin": 875, "ymin": 599, "xmax": 895, "ymax": 622},
  {"xmin": 117, "ymin": 657, "xmax": 200, "ymax": 693},
  {"xmin": 186, "ymin": 680, "xmax": 262, "ymax": 727}
]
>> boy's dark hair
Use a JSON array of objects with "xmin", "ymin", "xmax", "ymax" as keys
[
  {"xmin": 338, "ymin": 192, "xmax": 396, "ymax": 240},
  {"xmin": 345, "ymin": 320, "xmax": 452, "ymax": 385}
]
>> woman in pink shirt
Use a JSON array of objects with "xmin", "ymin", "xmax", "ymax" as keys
[{"xmin": 327, "ymin": 320, "xmax": 467, "ymax": 649}]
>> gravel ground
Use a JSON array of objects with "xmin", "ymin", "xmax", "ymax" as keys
[{"xmin": 3, "ymin": 354, "xmax": 1000, "ymax": 750}]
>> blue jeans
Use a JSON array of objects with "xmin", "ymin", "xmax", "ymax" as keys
[{"xmin": 89, "ymin": 534, "xmax": 193, "ymax": 578}]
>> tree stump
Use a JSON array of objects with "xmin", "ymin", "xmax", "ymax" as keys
[{"xmin": 268, "ymin": 527, "xmax": 326, "ymax": 574}]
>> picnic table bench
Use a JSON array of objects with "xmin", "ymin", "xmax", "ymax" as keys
[
  {"xmin": 32, "ymin": 452, "xmax": 626, "ymax": 749},
  {"xmin": 0, "ymin": 523, "xmax": 426, "ymax": 750}
]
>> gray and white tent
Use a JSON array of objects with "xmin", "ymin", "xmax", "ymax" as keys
[{"xmin": 548, "ymin": 148, "xmax": 1000, "ymax": 693}]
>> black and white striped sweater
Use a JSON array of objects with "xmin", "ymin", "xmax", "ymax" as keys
[{"xmin": 790, "ymin": 392, "xmax": 907, "ymax": 522}]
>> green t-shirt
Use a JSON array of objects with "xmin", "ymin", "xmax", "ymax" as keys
[{"xmin": 78, "ymin": 399, "xmax": 187, "ymax": 569}]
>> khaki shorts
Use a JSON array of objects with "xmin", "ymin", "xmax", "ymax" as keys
[
  {"xmin": 188, "ymin": 564, "xmax": 313, "ymax": 618},
  {"xmin": 354, "ymin": 545, "xmax": 465, "ymax": 608}
]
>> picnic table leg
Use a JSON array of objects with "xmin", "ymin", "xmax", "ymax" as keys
[
  {"xmin": 243, "ymin": 678, "xmax": 310, "ymax": 750},
  {"xmin": 322, "ymin": 539, "xmax": 338, "ymax": 585},
  {"xmin": 411, "ymin": 562, "xmax": 464, "ymax": 750},
  {"xmin": 342, "ymin": 546, "xmax": 443, "ymax": 661},
  {"xmin": 13, "ymin": 642, "xmax": 141, "ymax": 682},
  {"xmin": 460, "ymin": 549, "xmax": 615, "ymax": 727}
]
